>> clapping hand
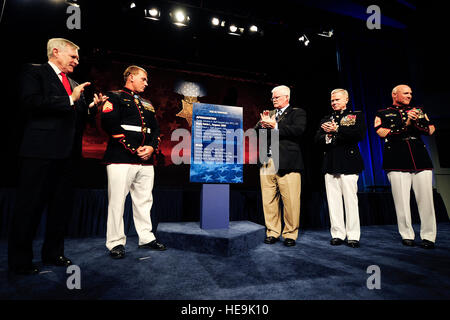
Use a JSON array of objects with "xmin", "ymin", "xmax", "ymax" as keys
[
  {"xmin": 321, "ymin": 120, "xmax": 338, "ymax": 133},
  {"xmin": 71, "ymin": 82, "xmax": 91, "ymax": 102},
  {"xmin": 260, "ymin": 110, "xmax": 276, "ymax": 129},
  {"xmin": 89, "ymin": 93, "xmax": 109, "ymax": 108}
]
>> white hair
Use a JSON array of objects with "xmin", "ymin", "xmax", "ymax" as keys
[
  {"xmin": 331, "ymin": 88, "xmax": 349, "ymax": 99},
  {"xmin": 47, "ymin": 38, "xmax": 79, "ymax": 59},
  {"xmin": 272, "ymin": 85, "xmax": 290, "ymax": 99}
]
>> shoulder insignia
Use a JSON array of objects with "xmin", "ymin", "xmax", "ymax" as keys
[
  {"xmin": 102, "ymin": 101, "xmax": 113, "ymax": 113},
  {"xmin": 374, "ymin": 116, "xmax": 381, "ymax": 127}
]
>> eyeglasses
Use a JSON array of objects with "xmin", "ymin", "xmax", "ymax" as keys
[{"xmin": 271, "ymin": 95, "xmax": 287, "ymax": 102}]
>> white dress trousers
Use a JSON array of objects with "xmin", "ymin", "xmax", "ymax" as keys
[
  {"xmin": 325, "ymin": 173, "xmax": 360, "ymax": 241},
  {"xmin": 106, "ymin": 164, "xmax": 156, "ymax": 250},
  {"xmin": 387, "ymin": 170, "xmax": 437, "ymax": 242}
]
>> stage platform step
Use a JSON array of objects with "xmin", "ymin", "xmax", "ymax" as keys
[{"xmin": 156, "ymin": 220, "xmax": 265, "ymax": 256}]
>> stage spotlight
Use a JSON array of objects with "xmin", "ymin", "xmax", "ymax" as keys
[
  {"xmin": 298, "ymin": 34, "xmax": 310, "ymax": 46},
  {"xmin": 228, "ymin": 24, "xmax": 243, "ymax": 36},
  {"xmin": 145, "ymin": 7, "xmax": 161, "ymax": 20},
  {"xmin": 130, "ymin": 2, "xmax": 136, "ymax": 9},
  {"xmin": 249, "ymin": 25, "xmax": 258, "ymax": 32},
  {"xmin": 170, "ymin": 9, "xmax": 190, "ymax": 27},
  {"xmin": 64, "ymin": 0, "xmax": 79, "ymax": 7},
  {"xmin": 317, "ymin": 29, "xmax": 333, "ymax": 38},
  {"xmin": 211, "ymin": 17, "xmax": 220, "ymax": 26}
]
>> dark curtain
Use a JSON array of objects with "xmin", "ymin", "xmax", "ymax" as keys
[{"xmin": 336, "ymin": 29, "xmax": 417, "ymax": 189}]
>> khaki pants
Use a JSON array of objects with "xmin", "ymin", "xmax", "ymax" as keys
[{"xmin": 260, "ymin": 158, "xmax": 301, "ymax": 240}]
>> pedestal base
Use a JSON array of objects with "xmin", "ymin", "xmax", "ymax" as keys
[{"xmin": 156, "ymin": 221, "xmax": 265, "ymax": 256}]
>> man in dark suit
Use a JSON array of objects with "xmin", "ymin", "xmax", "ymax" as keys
[
  {"xmin": 8, "ymin": 38, "xmax": 106, "ymax": 275},
  {"xmin": 315, "ymin": 89, "xmax": 366, "ymax": 248},
  {"xmin": 255, "ymin": 85, "xmax": 307, "ymax": 247}
]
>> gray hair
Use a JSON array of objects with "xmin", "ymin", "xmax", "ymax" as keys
[
  {"xmin": 47, "ymin": 38, "xmax": 80, "ymax": 59},
  {"xmin": 272, "ymin": 85, "xmax": 290, "ymax": 99},
  {"xmin": 331, "ymin": 88, "xmax": 349, "ymax": 99}
]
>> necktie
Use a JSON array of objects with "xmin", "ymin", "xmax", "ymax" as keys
[
  {"xmin": 276, "ymin": 110, "xmax": 283, "ymax": 121},
  {"xmin": 60, "ymin": 72, "xmax": 72, "ymax": 96}
]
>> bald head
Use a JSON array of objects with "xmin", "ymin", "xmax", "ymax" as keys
[{"xmin": 392, "ymin": 84, "xmax": 412, "ymax": 106}]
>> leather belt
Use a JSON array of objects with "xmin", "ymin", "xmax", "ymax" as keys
[{"xmin": 121, "ymin": 124, "xmax": 151, "ymax": 134}]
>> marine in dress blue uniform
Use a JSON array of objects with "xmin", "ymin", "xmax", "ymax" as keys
[
  {"xmin": 101, "ymin": 66, "xmax": 166, "ymax": 258},
  {"xmin": 315, "ymin": 89, "xmax": 365, "ymax": 248},
  {"xmin": 375, "ymin": 84, "xmax": 436, "ymax": 249}
]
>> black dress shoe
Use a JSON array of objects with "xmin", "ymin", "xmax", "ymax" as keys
[
  {"xmin": 346, "ymin": 240, "xmax": 360, "ymax": 248},
  {"xmin": 110, "ymin": 245, "xmax": 125, "ymax": 259},
  {"xmin": 284, "ymin": 238, "xmax": 296, "ymax": 247},
  {"xmin": 10, "ymin": 264, "xmax": 39, "ymax": 275},
  {"xmin": 43, "ymin": 255, "xmax": 72, "ymax": 267},
  {"xmin": 139, "ymin": 240, "xmax": 167, "ymax": 251},
  {"xmin": 420, "ymin": 239, "xmax": 435, "ymax": 249},
  {"xmin": 402, "ymin": 239, "xmax": 415, "ymax": 247},
  {"xmin": 330, "ymin": 238, "xmax": 344, "ymax": 246},
  {"xmin": 264, "ymin": 236, "xmax": 279, "ymax": 244}
]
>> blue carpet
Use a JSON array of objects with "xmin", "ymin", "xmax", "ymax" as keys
[{"xmin": 1, "ymin": 222, "xmax": 449, "ymax": 300}]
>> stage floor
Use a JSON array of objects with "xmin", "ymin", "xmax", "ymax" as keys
[{"xmin": 1, "ymin": 222, "xmax": 449, "ymax": 301}]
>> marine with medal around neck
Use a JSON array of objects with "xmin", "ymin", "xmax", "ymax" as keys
[{"xmin": 101, "ymin": 65, "xmax": 166, "ymax": 260}]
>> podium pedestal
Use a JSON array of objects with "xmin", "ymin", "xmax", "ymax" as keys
[
  {"xmin": 156, "ymin": 221, "xmax": 266, "ymax": 256},
  {"xmin": 200, "ymin": 184, "xmax": 229, "ymax": 229}
]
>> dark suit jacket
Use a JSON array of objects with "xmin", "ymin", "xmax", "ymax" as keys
[
  {"xmin": 19, "ymin": 63, "xmax": 91, "ymax": 159},
  {"xmin": 314, "ymin": 109, "xmax": 365, "ymax": 174},
  {"xmin": 255, "ymin": 105, "xmax": 307, "ymax": 173}
]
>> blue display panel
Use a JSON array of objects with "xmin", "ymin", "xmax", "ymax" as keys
[{"xmin": 190, "ymin": 103, "xmax": 243, "ymax": 183}]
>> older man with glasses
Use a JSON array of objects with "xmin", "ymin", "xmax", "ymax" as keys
[{"xmin": 254, "ymin": 85, "xmax": 307, "ymax": 247}]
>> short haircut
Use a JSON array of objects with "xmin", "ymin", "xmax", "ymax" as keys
[
  {"xmin": 272, "ymin": 85, "xmax": 290, "ymax": 99},
  {"xmin": 123, "ymin": 65, "xmax": 147, "ymax": 83},
  {"xmin": 331, "ymin": 88, "xmax": 349, "ymax": 99},
  {"xmin": 47, "ymin": 38, "xmax": 79, "ymax": 59},
  {"xmin": 392, "ymin": 84, "xmax": 411, "ymax": 95}
]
